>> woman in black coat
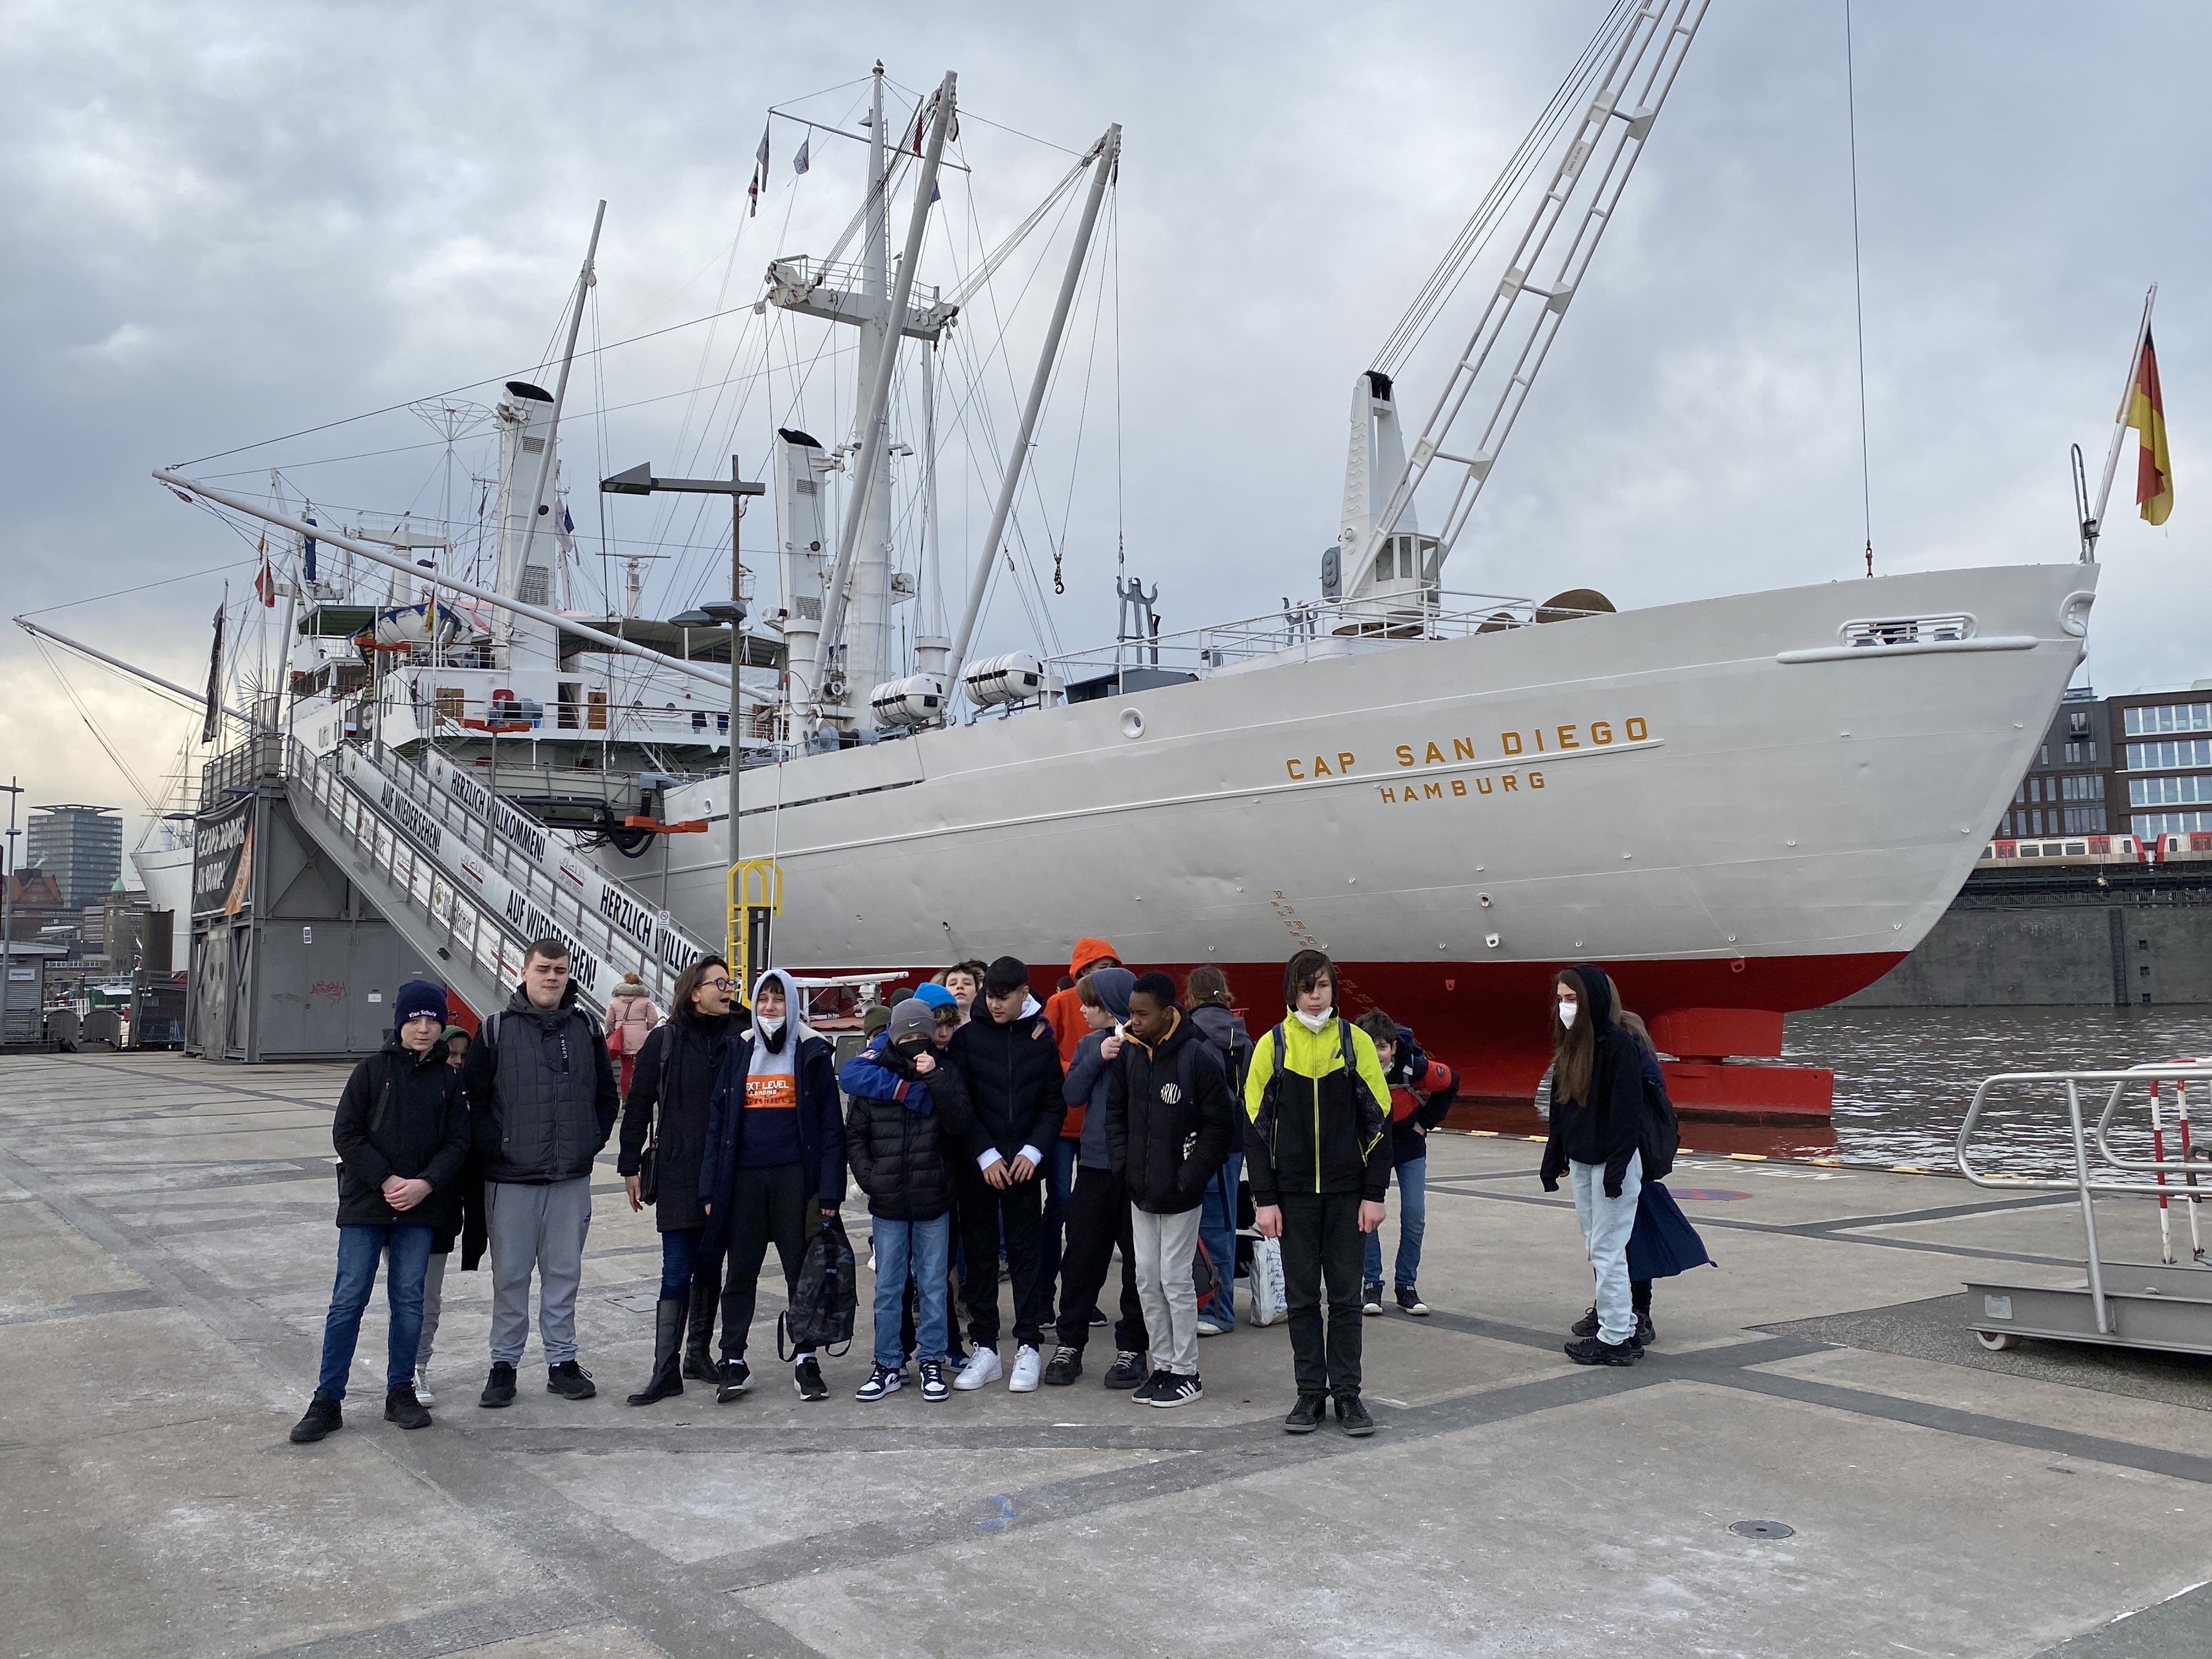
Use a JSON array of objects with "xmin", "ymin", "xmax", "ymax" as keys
[{"xmin": 617, "ymin": 955, "xmax": 736, "ymax": 1404}]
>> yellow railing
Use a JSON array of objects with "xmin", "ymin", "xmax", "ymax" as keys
[{"xmin": 726, "ymin": 859, "xmax": 783, "ymax": 991}]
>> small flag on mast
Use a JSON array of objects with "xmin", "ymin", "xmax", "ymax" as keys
[
  {"xmin": 253, "ymin": 531, "xmax": 277, "ymax": 606},
  {"xmin": 749, "ymin": 123, "xmax": 769, "ymax": 216},
  {"xmin": 2131, "ymin": 329, "xmax": 2175, "ymax": 525},
  {"xmin": 792, "ymin": 136, "xmax": 809, "ymax": 176},
  {"xmin": 201, "ymin": 591, "xmax": 227, "ymax": 744}
]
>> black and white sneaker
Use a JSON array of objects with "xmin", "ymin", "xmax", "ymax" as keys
[
  {"xmin": 1131, "ymin": 1369, "xmax": 1170, "ymax": 1403},
  {"xmin": 793, "ymin": 1356, "xmax": 828, "ymax": 1401},
  {"xmin": 917, "ymin": 1360, "xmax": 949, "ymax": 1402},
  {"xmin": 1102, "ymin": 1350, "xmax": 1147, "ymax": 1390},
  {"xmin": 715, "ymin": 1359, "xmax": 753, "ymax": 1402},
  {"xmin": 1395, "ymin": 1285, "xmax": 1430, "ymax": 1317},
  {"xmin": 1042, "ymin": 1345, "xmax": 1082, "ymax": 1386},
  {"xmin": 1361, "ymin": 1282, "xmax": 1384, "ymax": 1316},
  {"xmin": 854, "ymin": 1363, "xmax": 905, "ymax": 1402},
  {"xmin": 1147, "ymin": 1373, "xmax": 1203, "ymax": 1409}
]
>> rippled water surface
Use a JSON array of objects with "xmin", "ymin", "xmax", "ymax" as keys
[{"xmin": 1785, "ymin": 1006, "xmax": 2212, "ymax": 1176}]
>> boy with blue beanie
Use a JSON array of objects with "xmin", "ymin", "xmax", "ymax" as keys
[{"xmin": 291, "ymin": 979, "xmax": 471, "ymax": 1443}]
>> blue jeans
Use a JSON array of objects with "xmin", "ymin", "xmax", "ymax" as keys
[
  {"xmin": 1363, "ymin": 1155, "xmax": 1428, "ymax": 1289},
  {"xmin": 1198, "ymin": 1148, "xmax": 1244, "ymax": 1328},
  {"xmin": 1040, "ymin": 1137, "xmax": 1079, "ymax": 1291},
  {"xmin": 659, "ymin": 1226, "xmax": 702, "ymax": 1300},
  {"xmin": 872, "ymin": 1214, "xmax": 952, "ymax": 1369},
  {"xmin": 1570, "ymin": 1152, "xmax": 1644, "ymax": 1345},
  {"xmin": 317, "ymin": 1223, "xmax": 434, "ymax": 1400}
]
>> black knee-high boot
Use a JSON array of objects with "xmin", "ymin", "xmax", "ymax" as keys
[
  {"xmin": 682, "ymin": 1266, "xmax": 720, "ymax": 1379},
  {"xmin": 628, "ymin": 1299, "xmax": 686, "ymax": 1405}
]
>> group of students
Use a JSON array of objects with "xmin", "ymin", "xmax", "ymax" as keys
[{"xmin": 287, "ymin": 930, "xmax": 1668, "ymax": 1446}]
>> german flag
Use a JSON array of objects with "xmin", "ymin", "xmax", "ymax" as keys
[{"xmin": 2130, "ymin": 330, "xmax": 2175, "ymax": 525}]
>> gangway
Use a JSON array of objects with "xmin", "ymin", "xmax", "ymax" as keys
[
  {"xmin": 283, "ymin": 736, "xmax": 716, "ymax": 1018},
  {"xmin": 1956, "ymin": 1063, "xmax": 2212, "ymax": 1357}
]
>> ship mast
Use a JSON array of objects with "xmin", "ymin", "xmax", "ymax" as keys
[{"xmin": 1341, "ymin": 0, "xmax": 1709, "ymax": 606}]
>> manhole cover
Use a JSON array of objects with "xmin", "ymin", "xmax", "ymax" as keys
[{"xmin": 1728, "ymin": 1520, "xmax": 1796, "ymax": 1539}]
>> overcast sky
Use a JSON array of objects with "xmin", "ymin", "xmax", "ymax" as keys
[{"xmin": 3, "ymin": 1, "xmax": 2206, "ymax": 872}]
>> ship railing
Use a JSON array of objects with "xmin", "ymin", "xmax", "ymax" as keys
[
  {"xmin": 284, "ymin": 735, "xmax": 527, "ymax": 1001},
  {"xmin": 1041, "ymin": 587, "xmax": 1601, "ymax": 687},
  {"xmin": 287, "ymin": 735, "xmax": 714, "ymax": 1007},
  {"xmin": 1956, "ymin": 1064, "xmax": 2212, "ymax": 1339}
]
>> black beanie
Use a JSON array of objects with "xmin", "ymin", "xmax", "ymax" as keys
[{"xmin": 393, "ymin": 978, "xmax": 449, "ymax": 1029}]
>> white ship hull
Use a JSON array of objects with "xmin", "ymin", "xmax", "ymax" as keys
[{"xmin": 644, "ymin": 561, "xmax": 2095, "ymax": 1094}]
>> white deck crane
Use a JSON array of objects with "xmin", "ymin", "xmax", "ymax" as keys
[{"xmin": 1338, "ymin": 0, "xmax": 1710, "ymax": 616}]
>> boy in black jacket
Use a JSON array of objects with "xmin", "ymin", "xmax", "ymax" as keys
[
  {"xmin": 840, "ymin": 1000, "xmax": 974, "ymax": 1403},
  {"xmin": 945, "ymin": 956, "xmax": 1064, "ymax": 1392},
  {"xmin": 1105, "ymin": 972, "xmax": 1235, "ymax": 1408},
  {"xmin": 291, "ymin": 980, "xmax": 471, "ymax": 1443}
]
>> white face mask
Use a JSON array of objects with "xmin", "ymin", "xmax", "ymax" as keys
[
  {"xmin": 1294, "ymin": 1007, "xmax": 1332, "ymax": 1034},
  {"xmin": 1556, "ymin": 1000, "xmax": 1578, "ymax": 1029},
  {"xmin": 755, "ymin": 1015, "xmax": 785, "ymax": 1037}
]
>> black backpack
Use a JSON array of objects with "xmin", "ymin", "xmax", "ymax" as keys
[{"xmin": 778, "ymin": 1214, "xmax": 857, "ymax": 1357}]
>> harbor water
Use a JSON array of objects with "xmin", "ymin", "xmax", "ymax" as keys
[{"xmin": 1785, "ymin": 1004, "xmax": 2212, "ymax": 1176}]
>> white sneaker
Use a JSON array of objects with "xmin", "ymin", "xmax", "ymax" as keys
[
  {"xmin": 414, "ymin": 1368, "xmax": 435, "ymax": 1406},
  {"xmin": 1195, "ymin": 1318, "xmax": 1227, "ymax": 1338},
  {"xmin": 1007, "ymin": 1345, "xmax": 1042, "ymax": 1392},
  {"xmin": 952, "ymin": 1347, "xmax": 1002, "ymax": 1391}
]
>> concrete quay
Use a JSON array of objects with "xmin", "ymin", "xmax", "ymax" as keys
[{"xmin": 2, "ymin": 1051, "xmax": 2208, "ymax": 1658}]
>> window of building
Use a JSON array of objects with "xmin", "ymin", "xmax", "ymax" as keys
[
  {"xmin": 2061, "ymin": 774, "xmax": 2101, "ymax": 801},
  {"xmin": 2039, "ymin": 744, "xmax": 2050, "ymax": 764},
  {"xmin": 2133, "ymin": 810, "xmax": 2212, "ymax": 837},
  {"xmin": 2013, "ymin": 783, "xmax": 2026, "ymax": 806},
  {"xmin": 2124, "ymin": 703, "xmax": 2212, "ymax": 737},
  {"xmin": 2126, "ymin": 738, "xmax": 2212, "ymax": 771},
  {"xmin": 2062, "ymin": 806, "xmax": 2107, "ymax": 833},
  {"xmin": 2130, "ymin": 775, "xmax": 2212, "ymax": 808}
]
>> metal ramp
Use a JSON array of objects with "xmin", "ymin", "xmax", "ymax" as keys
[
  {"xmin": 1957, "ymin": 1063, "xmax": 2212, "ymax": 1357},
  {"xmin": 283, "ymin": 736, "xmax": 715, "ymax": 1018}
]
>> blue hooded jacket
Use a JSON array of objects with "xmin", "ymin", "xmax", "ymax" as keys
[{"xmin": 1060, "ymin": 967, "xmax": 1134, "ymax": 1171}]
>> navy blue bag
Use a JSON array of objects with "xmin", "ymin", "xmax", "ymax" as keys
[{"xmin": 1626, "ymin": 1180, "xmax": 1712, "ymax": 1281}]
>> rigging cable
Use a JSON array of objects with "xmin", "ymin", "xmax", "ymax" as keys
[{"xmin": 1845, "ymin": 0, "xmax": 1875, "ymax": 578}]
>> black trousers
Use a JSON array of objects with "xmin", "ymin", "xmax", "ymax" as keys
[
  {"xmin": 1279, "ymin": 1189, "xmax": 1365, "ymax": 1398},
  {"xmin": 719, "ymin": 1161, "xmax": 811, "ymax": 1359},
  {"xmin": 956, "ymin": 1164, "xmax": 1051, "ymax": 1350},
  {"xmin": 1053, "ymin": 1163, "xmax": 1147, "ymax": 1353}
]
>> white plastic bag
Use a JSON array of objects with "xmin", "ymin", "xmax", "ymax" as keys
[{"xmin": 1248, "ymin": 1235, "xmax": 1288, "ymax": 1327}]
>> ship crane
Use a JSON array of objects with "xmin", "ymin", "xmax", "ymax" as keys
[{"xmin": 1338, "ymin": 0, "xmax": 1709, "ymax": 616}]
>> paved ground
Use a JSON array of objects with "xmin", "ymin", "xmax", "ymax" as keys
[{"xmin": 2, "ymin": 1051, "xmax": 2209, "ymax": 1658}]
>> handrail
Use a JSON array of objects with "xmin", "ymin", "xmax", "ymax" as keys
[
  {"xmin": 2091, "ymin": 1061, "xmax": 2212, "ymax": 1173},
  {"xmin": 1955, "ymin": 1066, "xmax": 2212, "ymax": 1197}
]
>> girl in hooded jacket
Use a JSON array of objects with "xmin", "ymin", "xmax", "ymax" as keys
[
  {"xmin": 617, "ymin": 955, "xmax": 737, "ymax": 1404},
  {"xmin": 698, "ymin": 969, "xmax": 847, "ymax": 1402},
  {"xmin": 1538, "ymin": 964, "xmax": 1647, "ymax": 1366}
]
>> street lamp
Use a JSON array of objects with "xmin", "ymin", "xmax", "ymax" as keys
[{"xmin": 604, "ymin": 459, "xmax": 764, "ymax": 975}]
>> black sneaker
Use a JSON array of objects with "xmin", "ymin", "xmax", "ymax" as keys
[
  {"xmin": 1283, "ymin": 1393, "xmax": 1327, "ymax": 1434},
  {"xmin": 715, "ymin": 1359, "xmax": 753, "ymax": 1402},
  {"xmin": 1088, "ymin": 1306, "xmax": 1109, "ymax": 1327},
  {"xmin": 289, "ymin": 1393, "xmax": 342, "ymax": 1443},
  {"xmin": 1564, "ymin": 1334, "xmax": 1643, "ymax": 1367},
  {"xmin": 793, "ymin": 1357, "xmax": 828, "ymax": 1402},
  {"xmin": 1571, "ymin": 1305, "xmax": 1601, "ymax": 1338},
  {"xmin": 1361, "ymin": 1282, "xmax": 1384, "ymax": 1316},
  {"xmin": 1148, "ymin": 1373, "xmax": 1203, "ymax": 1409},
  {"xmin": 1635, "ymin": 1311, "xmax": 1656, "ymax": 1347},
  {"xmin": 546, "ymin": 1360, "xmax": 596, "ymax": 1400},
  {"xmin": 1334, "ymin": 1393, "xmax": 1375, "ymax": 1437},
  {"xmin": 1042, "ymin": 1345, "xmax": 1082, "ymax": 1386},
  {"xmin": 383, "ymin": 1383, "xmax": 431, "ymax": 1430},
  {"xmin": 1102, "ymin": 1350, "xmax": 1147, "ymax": 1390},
  {"xmin": 479, "ymin": 1362, "xmax": 516, "ymax": 1408},
  {"xmin": 1131, "ymin": 1368, "xmax": 1170, "ymax": 1403},
  {"xmin": 1395, "ymin": 1284, "xmax": 1430, "ymax": 1317}
]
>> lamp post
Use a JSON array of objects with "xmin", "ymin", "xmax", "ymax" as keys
[{"xmin": 604, "ymin": 459, "xmax": 764, "ymax": 973}]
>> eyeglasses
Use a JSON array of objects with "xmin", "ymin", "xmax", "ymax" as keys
[{"xmin": 699, "ymin": 977, "xmax": 732, "ymax": 990}]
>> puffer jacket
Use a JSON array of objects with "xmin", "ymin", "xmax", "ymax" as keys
[
  {"xmin": 605, "ymin": 985, "xmax": 658, "ymax": 1057},
  {"xmin": 332, "ymin": 1034, "xmax": 472, "ymax": 1234},
  {"xmin": 616, "ymin": 1008, "xmax": 731, "ymax": 1233},
  {"xmin": 1105, "ymin": 1008, "xmax": 1237, "ymax": 1215},
  {"xmin": 462, "ymin": 981, "xmax": 620, "ymax": 1184},
  {"xmin": 949, "ymin": 999, "xmax": 1065, "ymax": 1166},
  {"xmin": 841, "ymin": 1035, "xmax": 975, "ymax": 1220},
  {"xmin": 1243, "ymin": 1012, "xmax": 1392, "ymax": 1204}
]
